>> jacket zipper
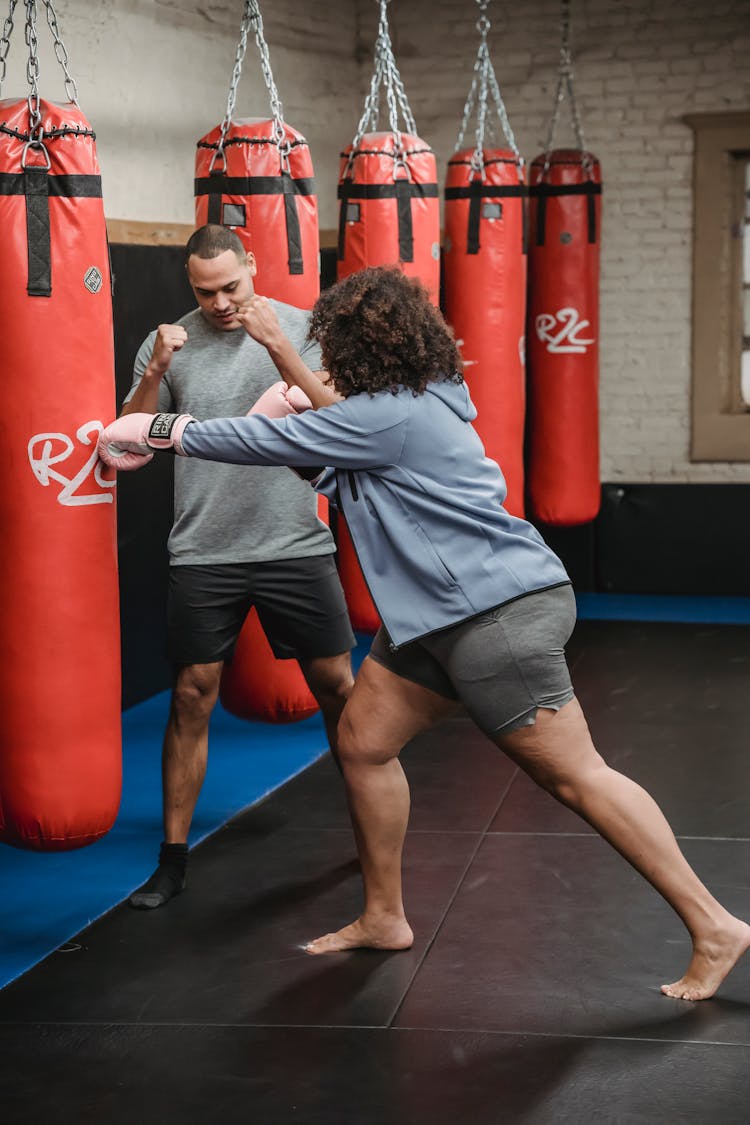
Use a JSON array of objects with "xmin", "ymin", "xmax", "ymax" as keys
[{"xmin": 339, "ymin": 470, "xmax": 400, "ymax": 647}]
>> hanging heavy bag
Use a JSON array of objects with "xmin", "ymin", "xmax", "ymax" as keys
[
  {"xmin": 195, "ymin": 117, "xmax": 319, "ymax": 311},
  {"xmin": 444, "ymin": 3, "xmax": 527, "ymax": 516},
  {"xmin": 334, "ymin": 515, "xmax": 380, "ymax": 636},
  {"xmin": 195, "ymin": 2, "xmax": 324, "ymax": 724},
  {"xmin": 525, "ymin": 0, "xmax": 602, "ymax": 527},
  {"xmin": 337, "ymin": 131, "xmax": 440, "ymax": 303},
  {"xmin": 526, "ymin": 150, "xmax": 601, "ymax": 525},
  {"xmin": 0, "ymin": 14, "xmax": 121, "ymax": 851},
  {"xmin": 335, "ymin": 0, "xmax": 440, "ymax": 302},
  {"xmin": 218, "ymin": 490, "xmax": 328, "ymax": 722},
  {"xmin": 444, "ymin": 149, "xmax": 527, "ymax": 517},
  {"xmin": 335, "ymin": 0, "xmax": 440, "ymax": 634},
  {"xmin": 219, "ymin": 605, "xmax": 319, "ymax": 724}
]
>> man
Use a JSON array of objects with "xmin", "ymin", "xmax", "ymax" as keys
[{"xmin": 122, "ymin": 224, "xmax": 355, "ymax": 909}]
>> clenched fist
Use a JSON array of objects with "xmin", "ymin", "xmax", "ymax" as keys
[
  {"xmin": 147, "ymin": 323, "xmax": 188, "ymax": 376},
  {"xmin": 235, "ymin": 296, "xmax": 285, "ymax": 351}
]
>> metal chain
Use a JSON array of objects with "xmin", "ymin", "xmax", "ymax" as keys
[
  {"xmin": 212, "ymin": 2, "xmax": 250, "ymax": 169},
  {"xmin": 22, "ymin": 0, "xmax": 51, "ymax": 167},
  {"xmin": 0, "ymin": 0, "xmax": 18, "ymax": 98},
  {"xmin": 542, "ymin": 0, "xmax": 591, "ymax": 176},
  {"xmin": 44, "ymin": 0, "xmax": 79, "ymax": 104},
  {"xmin": 349, "ymin": 0, "xmax": 417, "ymax": 175},
  {"xmin": 3, "ymin": 0, "xmax": 79, "ymax": 164},
  {"xmin": 24, "ymin": 0, "xmax": 41, "ymax": 134},
  {"xmin": 211, "ymin": 0, "xmax": 288, "ymax": 175},
  {"xmin": 250, "ymin": 1, "xmax": 286, "ymax": 149},
  {"xmin": 454, "ymin": 0, "xmax": 522, "ymax": 181}
]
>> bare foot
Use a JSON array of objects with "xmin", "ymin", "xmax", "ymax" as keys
[
  {"xmin": 304, "ymin": 915, "xmax": 414, "ymax": 955},
  {"xmin": 661, "ymin": 917, "xmax": 750, "ymax": 1001}
]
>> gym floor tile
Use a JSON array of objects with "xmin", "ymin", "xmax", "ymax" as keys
[
  {"xmin": 3, "ymin": 619, "xmax": 750, "ymax": 1123},
  {"xmin": 491, "ymin": 714, "xmax": 750, "ymax": 838},
  {"xmin": 2, "ymin": 1025, "xmax": 749, "ymax": 1125},
  {"xmin": 394, "ymin": 834, "xmax": 750, "ymax": 1042},
  {"xmin": 569, "ymin": 622, "xmax": 750, "ymax": 721},
  {"xmin": 0, "ymin": 827, "xmax": 478, "ymax": 1028}
]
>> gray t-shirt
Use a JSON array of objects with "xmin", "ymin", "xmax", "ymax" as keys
[{"xmin": 126, "ymin": 301, "xmax": 334, "ymax": 565}]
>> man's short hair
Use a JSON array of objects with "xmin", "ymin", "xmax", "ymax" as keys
[{"xmin": 185, "ymin": 224, "xmax": 246, "ymax": 265}]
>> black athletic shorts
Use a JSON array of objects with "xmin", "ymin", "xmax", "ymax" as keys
[{"xmin": 167, "ymin": 555, "xmax": 355, "ymax": 666}]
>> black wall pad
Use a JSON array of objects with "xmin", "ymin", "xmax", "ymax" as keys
[
  {"xmin": 596, "ymin": 483, "xmax": 750, "ymax": 596},
  {"xmin": 111, "ymin": 243, "xmax": 195, "ymax": 707},
  {"xmin": 111, "ymin": 243, "xmax": 195, "ymax": 405},
  {"xmin": 320, "ymin": 245, "xmax": 337, "ymax": 290},
  {"xmin": 532, "ymin": 520, "xmax": 596, "ymax": 592}
]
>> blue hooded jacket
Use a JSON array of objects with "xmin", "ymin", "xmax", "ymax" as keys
[{"xmin": 181, "ymin": 379, "xmax": 570, "ymax": 648}]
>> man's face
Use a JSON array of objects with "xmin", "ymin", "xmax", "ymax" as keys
[{"xmin": 187, "ymin": 248, "xmax": 257, "ymax": 331}]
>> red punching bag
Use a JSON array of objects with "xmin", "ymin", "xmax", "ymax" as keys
[
  {"xmin": 444, "ymin": 148, "xmax": 527, "ymax": 517},
  {"xmin": 335, "ymin": 0, "xmax": 440, "ymax": 633},
  {"xmin": 219, "ymin": 498, "xmax": 329, "ymax": 723},
  {"xmin": 526, "ymin": 149, "xmax": 602, "ymax": 525},
  {"xmin": 335, "ymin": 517, "xmax": 380, "ymax": 636},
  {"xmin": 444, "ymin": 10, "xmax": 528, "ymax": 517},
  {"xmin": 337, "ymin": 130, "xmax": 439, "ymax": 633},
  {"xmin": 195, "ymin": 117, "xmax": 319, "ymax": 310},
  {"xmin": 219, "ymin": 611, "xmax": 319, "ymax": 724},
  {"xmin": 0, "ymin": 97, "xmax": 121, "ymax": 850},
  {"xmin": 197, "ymin": 1, "xmax": 322, "ymax": 722},
  {"xmin": 337, "ymin": 131, "xmax": 440, "ymax": 303}
]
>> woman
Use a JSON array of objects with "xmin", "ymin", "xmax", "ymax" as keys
[{"xmin": 101, "ymin": 267, "xmax": 749, "ymax": 1001}]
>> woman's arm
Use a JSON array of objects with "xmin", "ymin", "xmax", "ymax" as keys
[
  {"xmin": 235, "ymin": 296, "xmax": 342, "ymax": 410},
  {"xmin": 99, "ymin": 396, "xmax": 408, "ymax": 474}
]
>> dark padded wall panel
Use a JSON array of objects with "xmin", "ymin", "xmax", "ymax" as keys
[
  {"xmin": 320, "ymin": 246, "xmax": 337, "ymax": 291},
  {"xmin": 533, "ymin": 519, "xmax": 596, "ymax": 591},
  {"xmin": 597, "ymin": 483, "xmax": 750, "ymax": 595},
  {"xmin": 111, "ymin": 243, "xmax": 195, "ymax": 707}
]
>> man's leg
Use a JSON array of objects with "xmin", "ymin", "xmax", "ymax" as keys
[
  {"xmin": 130, "ymin": 661, "xmax": 222, "ymax": 909},
  {"xmin": 299, "ymin": 652, "xmax": 354, "ymax": 764},
  {"xmin": 494, "ymin": 698, "xmax": 750, "ymax": 1000},
  {"xmin": 305, "ymin": 656, "xmax": 458, "ymax": 953}
]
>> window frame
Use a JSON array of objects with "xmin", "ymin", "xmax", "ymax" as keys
[{"xmin": 685, "ymin": 111, "xmax": 750, "ymax": 461}]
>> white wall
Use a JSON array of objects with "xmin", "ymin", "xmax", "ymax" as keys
[
  {"xmin": 2, "ymin": 0, "xmax": 749, "ymax": 483},
  {"xmin": 355, "ymin": 0, "xmax": 750, "ymax": 484},
  {"xmin": 0, "ymin": 0, "xmax": 360, "ymax": 230}
]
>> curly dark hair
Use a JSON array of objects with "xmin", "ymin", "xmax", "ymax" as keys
[{"xmin": 308, "ymin": 267, "xmax": 463, "ymax": 397}]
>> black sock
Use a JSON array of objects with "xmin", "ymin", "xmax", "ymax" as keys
[
  {"xmin": 158, "ymin": 841, "xmax": 188, "ymax": 872},
  {"xmin": 129, "ymin": 842, "xmax": 188, "ymax": 909}
]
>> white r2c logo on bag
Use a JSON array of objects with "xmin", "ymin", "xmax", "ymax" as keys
[
  {"xmin": 535, "ymin": 307, "xmax": 595, "ymax": 354},
  {"xmin": 28, "ymin": 420, "xmax": 116, "ymax": 506}
]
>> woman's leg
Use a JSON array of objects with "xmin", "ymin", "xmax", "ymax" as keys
[
  {"xmin": 495, "ymin": 697, "xmax": 750, "ymax": 1000},
  {"xmin": 305, "ymin": 656, "xmax": 459, "ymax": 954}
]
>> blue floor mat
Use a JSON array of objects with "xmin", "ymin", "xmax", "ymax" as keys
[
  {"xmin": 0, "ymin": 639, "xmax": 371, "ymax": 992},
  {"xmin": 575, "ymin": 592, "xmax": 750, "ymax": 624}
]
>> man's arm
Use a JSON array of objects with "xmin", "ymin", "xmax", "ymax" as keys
[
  {"xmin": 235, "ymin": 296, "xmax": 342, "ymax": 410},
  {"xmin": 121, "ymin": 324, "xmax": 187, "ymax": 416}
]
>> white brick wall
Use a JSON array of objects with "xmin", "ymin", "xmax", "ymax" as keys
[
  {"xmin": 1, "ymin": 0, "xmax": 748, "ymax": 483},
  {"xmin": 353, "ymin": 0, "xmax": 750, "ymax": 484},
  {"xmin": 0, "ymin": 0, "xmax": 360, "ymax": 237}
]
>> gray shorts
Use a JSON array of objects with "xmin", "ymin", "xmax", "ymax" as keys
[{"xmin": 368, "ymin": 584, "xmax": 577, "ymax": 736}]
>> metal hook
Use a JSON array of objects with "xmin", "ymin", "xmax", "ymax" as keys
[{"xmin": 21, "ymin": 136, "xmax": 50, "ymax": 170}]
